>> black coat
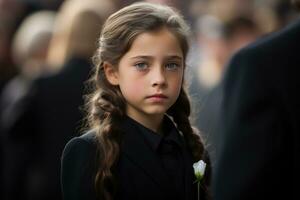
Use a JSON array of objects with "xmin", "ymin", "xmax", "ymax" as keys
[
  {"xmin": 61, "ymin": 116, "xmax": 211, "ymax": 200},
  {"xmin": 212, "ymin": 20, "xmax": 300, "ymax": 200},
  {"xmin": 1, "ymin": 57, "xmax": 92, "ymax": 200}
]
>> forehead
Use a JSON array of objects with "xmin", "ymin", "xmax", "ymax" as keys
[{"xmin": 124, "ymin": 28, "xmax": 183, "ymax": 58}]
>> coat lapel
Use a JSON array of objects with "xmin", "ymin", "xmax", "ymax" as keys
[{"xmin": 120, "ymin": 118, "xmax": 175, "ymax": 199}]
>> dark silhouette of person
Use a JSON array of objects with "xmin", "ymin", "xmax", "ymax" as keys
[{"xmin": 213, "ymin": 1, "xmax": 300, "ymax": 200}]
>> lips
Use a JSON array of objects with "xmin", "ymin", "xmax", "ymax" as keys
[{"xmin": 147, "ymin": 94, "xmax": 168, "ymax": 99}]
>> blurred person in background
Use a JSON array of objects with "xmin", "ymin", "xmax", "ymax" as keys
[
  {"xmin": 186, "ymin": 0, "xmax": 264, "ymax": 112},
  {"xmin": 0, "ymin": 0, "xmax": 58, "ymax": 92},
  {"xmin": 0, "ymin": 10, "xmax": 56, "ymax": 131},
  {"xmin": 213, "ymin": 0, "xmax": 300, "ymax": 199},
  {"xmin": 1, "ymin": 0, "xmax": 115, "ymax": 199},
  {"xmin": 188, "ymin": 13, "xmax": 261, "ymax": 163},
  {"xmin": 11, "ymin": 11, "xmax": 56, "ymax": 77},
  {"xmin": 191, "ymin": 14, "xmax": 260, "ymax": 91},
  {"xmin": 223, "ymin": 17, "xmax": 261, "ymax": 55},
  {"xmin": 0, "ymin": 10, "xmax": 56, "ymax": 199}
]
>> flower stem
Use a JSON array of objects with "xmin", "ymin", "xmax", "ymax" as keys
[{"xmin": 197, "ymin": 182, "xmax": 200, "ymax": 200}]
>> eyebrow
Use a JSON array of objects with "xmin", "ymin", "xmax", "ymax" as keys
[{"xmin": 130, "ymin": 55, "xmax": 183, "ymax": 60}]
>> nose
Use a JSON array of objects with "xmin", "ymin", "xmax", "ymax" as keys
[{"xmin": 151, "ymin": 66, "xmax": 166, "ymax": 87}]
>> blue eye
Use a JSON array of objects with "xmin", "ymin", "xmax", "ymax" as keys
[
  {"xmin": 165, "ymin": 63, "xmax": 180, "ymax": 70},
  {"xmin": 134, "ymin": 62, "xmax": 148, "ymax": 71}
]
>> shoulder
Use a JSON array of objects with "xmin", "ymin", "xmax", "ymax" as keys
[
  {"xmin": 224, "ymin": 21, "xmax": 300, "ymax": 94},
  {"xmin": 61, "ymin": 130, "xmax": 98, "ymax": 199},
  {"xmin": 61, "ymin": 130, "xmax": 98, "ymax": 172},
  {"xmin": 62, "ymin": 130, "xmax": 97, "ymax": 160}
]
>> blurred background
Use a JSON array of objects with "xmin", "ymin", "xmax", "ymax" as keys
[{"xmin": 0, "ymin": 0, "xmax": 299, "ymax": 199}]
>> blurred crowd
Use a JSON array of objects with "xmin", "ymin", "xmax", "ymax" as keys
[{"xmin": 0, "ymin": 0, "xmax": 299, "ymax": 199}]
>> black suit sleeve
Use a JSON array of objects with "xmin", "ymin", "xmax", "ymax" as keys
[
  {"xmin": 61, "ymin": 137, "xmax": 97, "ymax": 200},
  {"xmin": 213, "ymin": 49, "xmax": 289, "ymax": 200}
]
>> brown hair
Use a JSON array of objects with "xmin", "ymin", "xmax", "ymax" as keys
[{"xmin": 86, "ymin": 2, "xmax": 207, "ymax": 199}]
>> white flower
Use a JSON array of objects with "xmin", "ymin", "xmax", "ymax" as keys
[{"xmin": 193, "ymin": 160, "xmax": 206, "ymax": 182}]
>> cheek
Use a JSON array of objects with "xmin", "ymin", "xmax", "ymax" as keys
[
  {"xmin": 174, "ymin": 81, "xmax": 183, "ymax": 99},
  {"xmin": 169, "ymin": 73, "xmax": 183, "ymax": 94},
  {"xmin": 119, "ymin": 78, "xmax": 145, "ymax": 99}
]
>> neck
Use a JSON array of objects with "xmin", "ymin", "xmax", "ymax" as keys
[{"xmin": 126, "ymin": 112, "xmax": 164, "ymax": 134}]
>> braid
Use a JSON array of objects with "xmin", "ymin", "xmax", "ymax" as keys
[
  {"xmin": 87, "ymin": 62, "xmax": 126, "ymax": 200},
  {"xmin": 167, "ymin": 88, "xmax": 212, "ymax": 199},
  {"xmin": 167, "ymin": 88, "xmax": 205, "ymax": 161}
]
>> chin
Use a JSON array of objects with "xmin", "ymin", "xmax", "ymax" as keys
[{"xmin": 145, "ymin": 108, "xmax": 167, "ymax": 116}]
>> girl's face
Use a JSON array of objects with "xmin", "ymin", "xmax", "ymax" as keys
[{"xmin": 106, "ymin": 28, "xmax": 184, "ymax": 124}]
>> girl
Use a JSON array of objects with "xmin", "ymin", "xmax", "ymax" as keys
[{"xmin": 61, "ymin": 2, "xmax": 211, "ymax": 200}]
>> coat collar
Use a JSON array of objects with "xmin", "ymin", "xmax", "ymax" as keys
[
  {"xmin": 120, "ymin": 116, "xmax": 174, "ymax": 198},
  {"xmin": 119, "ymin": 116, "xmax": 196, "ymax": 200}
]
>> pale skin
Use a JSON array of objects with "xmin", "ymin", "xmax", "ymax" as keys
[{"xmin": 104, "ymin": 27, "xmax": 184, "ymax": 134}]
